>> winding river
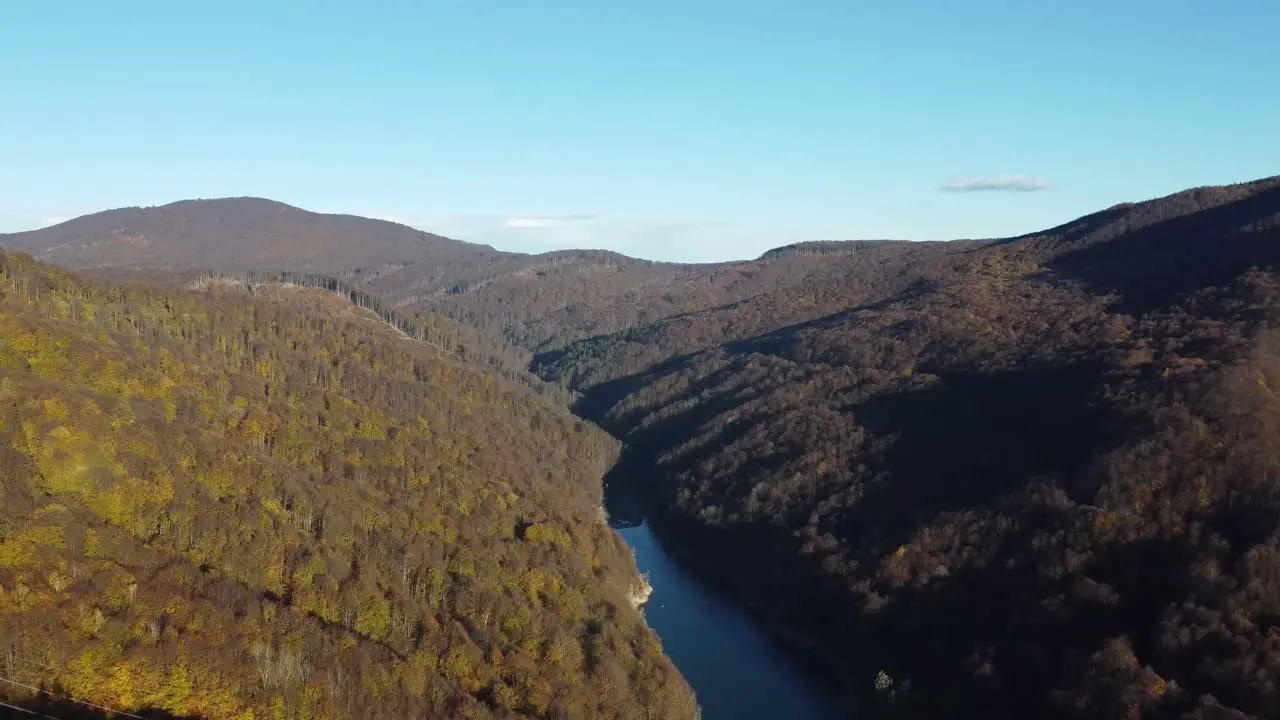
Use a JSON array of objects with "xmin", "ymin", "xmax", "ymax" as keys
[{"xmin": 606, "ymin": 484, "xmax": 852, "ymax": 719}]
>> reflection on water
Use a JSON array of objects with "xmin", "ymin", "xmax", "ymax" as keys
[{"xmin": 608, "ymin": 482, "xmax": 851, "ymax": 720}]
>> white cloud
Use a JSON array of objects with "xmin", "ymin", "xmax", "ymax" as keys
[
  {"xmin": 501, "ymin": 214, "xmax": 596, "ymax": 229},
  {"xmin": 941, "ymin": 175, "xmax": 1052, "ymax": 193},
  {"xmin": 502, "ymin": 217, "xmax": 553, "ymax": 229},
  {"xmin": 357, "ymin": 210, "xmax": 774, "ymax": 262}
]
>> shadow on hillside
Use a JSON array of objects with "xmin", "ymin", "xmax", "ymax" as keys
[
  {"xmin": 1047, "ymin": 183, "xmax": 1280, "ymax": 315},
  {"xmin": 568, "ymin": 278, "xmax": 944, "ymax": 436},
  {"xmin": 565, "ymin": 290, "xmax": 1204, "ymax": 716},
  {"xmin": 582, "ymin": 352, "xmax": 1135, "ymax": 623},
  {"xmin": 592, "ymin": 348, "xmax": 1124, "ymax": 550},
  {"xmin": 843, "ymin": 359, "xmax": 1122, "ymax": 550},
  {"xmin": 602, "ymin": 451, "xmax": 648, "ymax": 529},
  {"xmin": 999, "ymin": 203, "xmax": 1138, "ymax": 247},
  {"xmin": 568, "ymin": 351, "xmax": 706, "ymax": 433},
  {"xmin": 1, "ymin": 693, "xmax": 204, "ymax": 719},
  {"xmin": 723, "ymin": 281, "xmax": 938, "ymax": 357},
  {"xmin": 848, "ymin": 517, "xmax": 1199, "ymax": 719}
]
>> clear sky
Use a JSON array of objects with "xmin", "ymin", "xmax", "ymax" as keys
[{"xmin": 2, "ymin": 1, "xmax": 1277, "ymax": 262}]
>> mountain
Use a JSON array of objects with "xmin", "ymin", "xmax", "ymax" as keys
[
  {"xmin": 0, "ymin": 197, "xmax": 491, "ymax": 273},
  {"xmin": 0, "ymin": 199, "xmax": 715, "ymax": 354},
  {"xmin": 1, "ymin": 199, "xmax": 882, "ymax": 355},
  {"xmin": 10, "ymin": 176, "xmax": 1280, "ymax": 718},
  {"xmin": 532, "ymin": 176, "xmax": 1280, "ymax": 718},
  {"xmin": 0, "ymin": 251, "xmax": 698, "ymax": 719},
  {"xmin": 1, "ymin": 198, "xmax": 931, "ymax": 358}
]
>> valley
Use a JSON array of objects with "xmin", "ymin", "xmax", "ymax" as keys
[
  {"xmin": 3, "ymin": 174, "xmax": 1280, "ymax": 719},
  {"xmin": 605, "ymin": 466, "xmax": 850, "ymax": 720}
]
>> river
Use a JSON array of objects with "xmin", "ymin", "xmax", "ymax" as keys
[{"xmin": 608, "ymin": 507, "xmax": 852, "ymax": 719}]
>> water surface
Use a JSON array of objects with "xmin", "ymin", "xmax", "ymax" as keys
[{"xmin": 614, "ymin": 518, "xmax": 851, "ymax": 719}]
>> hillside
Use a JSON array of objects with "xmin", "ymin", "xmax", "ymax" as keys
[
  {"xmin": 534, "ymin": 176, "xmax": 1280, "ymax": 718},
  {"xmin": 0, "ymin": 251, "xmax": 698, "ymax": 719},
  {"xmin": 10, "ymin": 177, "xmax": 1280, "ymax": 718},
  {"xmin": 90, "ymin": 266, "xmax": 576, "ymax": 405},
  {"xmin": 0, "ymin": 198, "xmax": 495, "ymax": 273},
  {"xmin": 406, "ymin": 245, "xmax": 901, "ymax": 354},
  {"xmin": 1, "ymin": 200, "xmax": 886, "ymax": 356},
  {"xmin": 0, "ymin": 200, "xmax": 703, "ymax": 354}
]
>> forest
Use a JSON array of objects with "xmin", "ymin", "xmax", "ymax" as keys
[
  {"xmin": 534, "ymin": 176, "xmax": 1280, "ymax": 719},
  {"xmin": 5, "ymin": 174, "xmax": 1280, "ymax": 719},
  {"xmin": 0, "ymin": 250, "xmax": 697, "ymax": 719}
]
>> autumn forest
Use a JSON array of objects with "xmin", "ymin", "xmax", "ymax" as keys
[{"xmin": 3, "ymin": 175, "xmax": 1280, "ymax": 719}]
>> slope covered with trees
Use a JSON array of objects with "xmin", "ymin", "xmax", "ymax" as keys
[
  {"xmin": 0, "ymin": 199, "xmax": 902, "ymax": 356},
  {"xmin": 0, "ymin": 200, "xmax": 713, "ymax": 354},
  {"xmin": 0, "ymin": 198, "xmax": 483, "ymax": 273},
  {"xmin": 0, "ymin": 251, "xmax": 697, "ymax": 720},
  {"xmin": 187, "ymin": 269, "xmax": 575, "ymax": 405},
  {"xmin": 535, "ymin": 177, "xmax": 1280, "ymax": 719},
  {"xmin": 409, "ymin": 245, "xmax": 895, "ymax": 353},
  {"xmin": 10, "ymin": 176, "xmax": 1280, "ymax": 719}
]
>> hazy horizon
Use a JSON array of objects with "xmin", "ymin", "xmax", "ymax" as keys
[{"xmin": 0, "ymin": 191, "xmax": 1107, "ymax": 265}]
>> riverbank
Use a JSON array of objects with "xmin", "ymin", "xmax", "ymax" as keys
[
  {"xmin": 640, "ymin": 501, "xmax": 865, "ymax": 707},
  {"xmin": 601, "ymin": 451, "xmax": 859, "ymax": 719},
  {"xmin": 611, "ymin": 514, "xmax": 851, "ymax": 720}
]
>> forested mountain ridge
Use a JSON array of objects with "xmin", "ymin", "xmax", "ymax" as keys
[
  {"xmin": 9, "ymin": 179, "xmax": 1278, "ymax": 365},
  {"xmin": 0, "ymin": 200, "xmax": 713, "ymax": 354},
  {"xmin": 539, "ymin": 177, "xmax": 1280, "ymax": 390},
  {"xmin": 537, "ymin": 176, "xmax": 1280, "ymax": 718},
  {"xmin": 195, "ymin": 269, "xmax": 575, "ymax": 405},
  {"xmin": 411, "ymin": 246, "xmax": 913, "ymax": 354},
  {"xmin": 0, "ymin": 198, "xmax": 483, "ymax": 273},
  {"xmin": 2, "ymin": 199, "xmax": 926, "ymax": 356},
  {"xmin": 73, "ymin": 264, "xmax": 579, "ymax": 407},
  {"xmin": 0, "ymin": 251, "xmax": 697, "ymax": 719},
  {"xmin": 9, "ymin": 176, "xmax": 1280, "ymax": 718}
]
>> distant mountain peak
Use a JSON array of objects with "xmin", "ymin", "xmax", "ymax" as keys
[{"xmin": 0, "ymin": 196, "xmax": 483, "ymax": 273}]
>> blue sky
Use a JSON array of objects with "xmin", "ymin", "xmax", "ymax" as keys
[{"xmin": 2, "ymin": 1, "xmax": 1277, "ymax": 262}]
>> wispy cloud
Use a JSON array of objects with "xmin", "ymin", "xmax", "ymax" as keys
[
  {"xmin": 501, "ymin": 214, "xmax": 597, "ymax": 229},
  {"xmin": 941, "ymin": 175, "xmax": 1052, "ymax": 193},
  {"xmin": 356, "ymin": 209, "xmax": 767, "ymax": 262}
]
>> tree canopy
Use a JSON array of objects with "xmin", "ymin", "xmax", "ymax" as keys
[{"xmin": 0, "ymin": 250, "xmax": 697, "ymax": 720}]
